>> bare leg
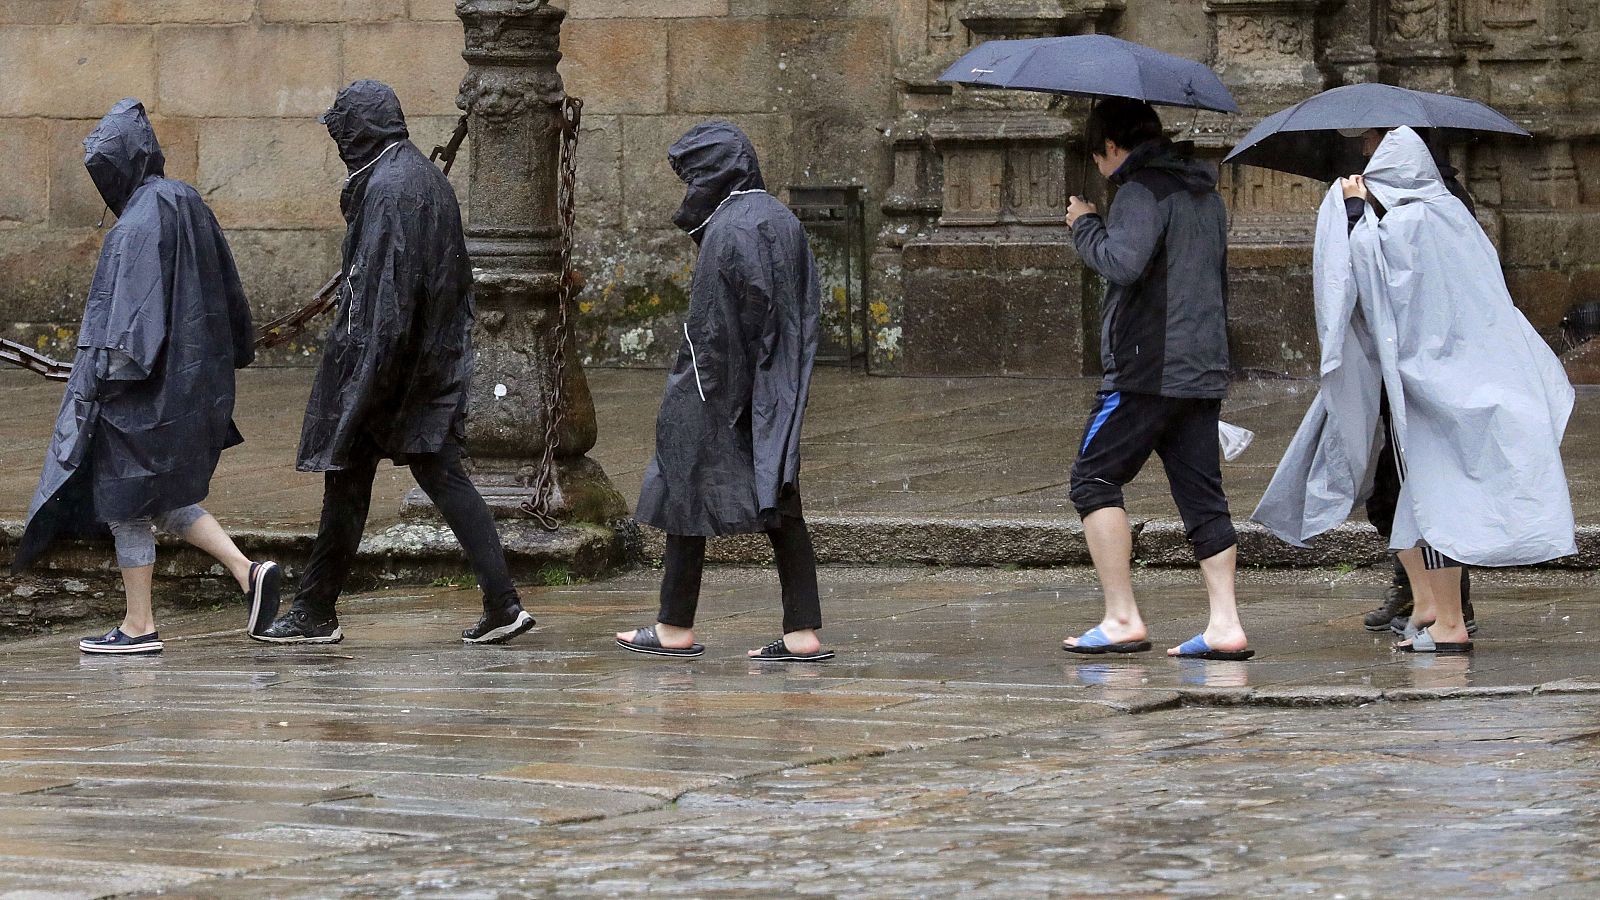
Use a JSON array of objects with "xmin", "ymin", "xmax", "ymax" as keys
[
  {"xmin": 1397, "ymin": 564, "xmax": 1468, "ymax": 647},
  {"xmin": 120, "ymin": 564, "xmax": 156, "ymax": 636},
  {"xmin": 1397, "ymin": 548, "xmax": 1434, "ymax": 627},
  {"xmin": 1065, "ymin": 507, "xmax": 1147, "ymax": 647},
  {"xmin": 1167, "ymin": 544, "xmax": 1249, "ymax": 656},
  {"xmin": 175, "ymin": 514, "xmax": 253, "ymax": 592}
]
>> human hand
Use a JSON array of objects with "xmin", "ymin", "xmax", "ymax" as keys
[
  {"xmin": 1067, "ymin": 195, "xmax": 1097, "ymax": 226},
  {"xmin": 1341, "ymin": 175, "xmax": 1369, "ymax": 201}
]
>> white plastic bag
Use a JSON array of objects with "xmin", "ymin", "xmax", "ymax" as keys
[{"xmin": 1218, "ymin": 420, "xmax": 1255, "ymax": 462}]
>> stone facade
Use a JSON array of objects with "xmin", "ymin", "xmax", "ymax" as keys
[{"xmin": 1, "ymin": 1, "xmax": 1597, "ymax": 376}]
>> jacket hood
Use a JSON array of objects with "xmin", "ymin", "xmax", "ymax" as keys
[
  {"xmin": 83, "ymin": 98, "xmax": 165, "ymax": 216},
  {"xmin": 668, "ymin": 120, "xmax": 766, "ymax": 235},
  {"xmin": 1112, "ymin": 139, "xmax": 1216, "ymax": 193},
  {"xmin": 321, "ymin": 80, "xmax": 410, "ymax": 171},
  {"xmin": 1363, "ymin": 126, "xmax": 1451, "ymax": 209}
]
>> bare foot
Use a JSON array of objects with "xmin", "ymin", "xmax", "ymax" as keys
[
  {"xmin": 1064, "ymin": 617, "xmax": 1147, "ymax": 650},
  {"xmin": 749, "ymin": 628, "xmax": 822, "ymax": 657},
  {"xmin": 615, "ymin": 622, "xmax": 697, "ymax": 649},
  {"xmin": 1166, "ymin": 623, "xmax": 1248, "ymax": 657}
]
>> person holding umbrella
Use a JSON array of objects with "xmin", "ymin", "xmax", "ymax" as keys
[
  {"xmin": 939, "ymin": 35, "xmax": 1249, "ymax": 660},
  {"xmin": 1253, "ymin": 125, "xmax": 1576, "ymax": 652},
  {"xmin": 1059, "ymin": 98, "xmax": 1252, "ymax": 661}
]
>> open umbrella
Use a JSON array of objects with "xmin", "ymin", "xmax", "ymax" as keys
[
  {"xmin": 938, "ymin": 35, "xmax": 1239, "ymax": 113},
  {"xmin": 1224, "ymin": 83, "xmax": 1530, "ymax": 181}
]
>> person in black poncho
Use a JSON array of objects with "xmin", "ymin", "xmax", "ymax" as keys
[
  {"xmin": 614, "ymin": 121, "xmax": 834, "ymax": 662},
  {"xmin": 15, "ymin": 99, "xmax": 282, "ymax": 656},
  {"xmin": 254, "ymin": 81, "xmax": 532, "ymax": 647}
]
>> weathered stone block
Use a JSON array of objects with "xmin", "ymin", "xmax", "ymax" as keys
[
  {"xmin": 562, "ymin": 19, "xmax": 669, "ymax": 115},
  {"xmin": 222, "ymin": 228, "xmax": 343, "ymax": 333},
  {"xmin": 407, "ymin": 0, "xmax": 461, "ymax": 21},
  {"xmin": 668, "ymin": 19, "xmax": 779, "ymax": 114},
  {"xmin": 1227, "ymin": 244, "xmax": 1317, "ymax": 377},
  {"xmin": 0, "ymin": 1, "xmax": 77, "ymax": 24},
  {"xmin": 78, "ymin": 0, "xmax": 255, "ymax": 24},
  {"xmin": 0, "ymin": 228, "xmax": 103, "ymax": 326},
  {"xmin": 730, "ymin": 1, "xmax": 895, "ymax": 16},
  {"xmin": 0, "ymin": 27, "xmax": 157, "ymax": 118},
  {"xmin": 574, "ymin": 113, "xmax": 623, "ymax": 234},
  {"xmin": 157, "ymin": 26, "xmax": 340, "ymax": 118},
  {"xmin": 0, "ymin": 120, "xmax": 49, "ymax": 227},
  {"xmin": 901, "ymin": 237, "xmax": 1085, "ymax": 376},
  {"xmin": 196, "ymin": 119, "xmax": 346, "ymax": 230},
  {"xmin": 1504, "ymin": 267, "xmax": 1574, "ymax": 332},
  {"xmin": 343, "ymin": 23, "xmax": 468, "ymax": 118},
  {"xmin": 49, "ymin": 115, "xmax": 198, "ymax": 228},
  {"xmin": 568, "ymin": 0, "xmax": 730, "ymax": 18},
  {"xmin": 262, "ymin": 0, "xmax": 405, "ymax": 23}
]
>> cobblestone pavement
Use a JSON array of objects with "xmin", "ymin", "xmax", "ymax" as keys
[{"xmin": 2, "ymin": 566, "xmax": 1598, "ymax": 897}]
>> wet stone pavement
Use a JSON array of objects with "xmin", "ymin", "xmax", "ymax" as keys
[{"xmin": 2, "ymin": 565, "xmax": 1598, "ymax": 897}]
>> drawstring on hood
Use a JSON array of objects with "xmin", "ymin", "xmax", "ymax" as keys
[
  {"xmin": 84, "ymin": 98, "xmax": 165, "ymax": 217},
  {"xmin": 320, "ymin": 80, "xmax": 410, "ymax": 172},
  {"xmin": 668, "ymin": 121, "xmax": 766, "ymax": 238}
]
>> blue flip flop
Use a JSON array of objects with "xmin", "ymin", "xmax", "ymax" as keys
[
  {"xmin": 1063, "ymin": 625, "xmax": 1152, "ymax": 655},
  {"xmin": 1171, "ymin": 633, "xmax": 1254, "ymax": 661}
]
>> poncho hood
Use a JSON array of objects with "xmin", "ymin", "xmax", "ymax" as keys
[
  {"xmin": 1362, "ymin": 126, "xmax": 1452, "ymax": 210},
  {"xmin": 668, "ymin": 120, "xmax": 766, "ymax": 235},
  {"xmin": 84, "ymin": 98, "xmax": 165, "ymax": 216},
  {"xmin": 1112, "ymin": 139, "xmax": 1217, "ymax": 193},
  {"xmin": 321, "ymin": 80, "xmax": 410, "ymax": 171}
]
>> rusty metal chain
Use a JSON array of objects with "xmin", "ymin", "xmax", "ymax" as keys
[
  {"xmin": 0, "ymin": 339, "xmax": 73, "ymax": 381},
  {"xmin": 520, "ymin": 96, "xmax": 583, "ymax": 531}
]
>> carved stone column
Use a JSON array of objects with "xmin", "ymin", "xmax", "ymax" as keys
[{"xmin": 402, "ymin": 0, "xmax": 627, "ymax": 574}]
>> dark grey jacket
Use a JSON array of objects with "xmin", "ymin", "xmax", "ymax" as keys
[
  {"xmin": 1072, "ymin": 140, "xmax": 1229, "ymax": 399},
  {"xmin": 635, "ymin": 121, "xmax": 820, "ymax": 536}
]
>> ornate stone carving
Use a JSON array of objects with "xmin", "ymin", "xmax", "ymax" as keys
[
  {"xmin": 1217, "ymin": 15, "xmax": 1310, "ymax": 58},
  {"xmin": 458, "ymin": 69, "xmax": 562, "ymax": 123},
  {"xmin": 1388, "ymin": 0, "xmax": 1440, "ymax": 40},
  {"xmin": 1206, "ymin": 1, "xmax": 1330, "ymax": 92}
]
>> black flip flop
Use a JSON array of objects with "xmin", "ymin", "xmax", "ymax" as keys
[
  {"xmin": 615, "ymin": 625, "xmax": 704, "ymax": 658},
  {"xmin": 749, "ymin": 639, "xmax": 834, "ymax": 662}
]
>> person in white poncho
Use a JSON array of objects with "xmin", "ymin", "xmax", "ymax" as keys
[{"xmin": 1253, "ymin": 126, "xmax": 1576, "ymax": 654}]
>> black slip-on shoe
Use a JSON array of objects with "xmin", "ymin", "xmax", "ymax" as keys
[
  {"xmin": 462, "ymin": 604, "xmax": 536, "ymax": 645},
  {"xmin": 246, "ymin": 561, "xmax": 283, "ymax": 637},
  {"xmin": 253, "ymin": 607, "xmax": 342, "ymax": 644},
  {"xmin": 79, "ymin": 627, "xmax": 163, "ymax": 655}
]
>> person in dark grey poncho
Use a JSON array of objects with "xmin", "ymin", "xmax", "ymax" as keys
[
  {"xmin": 615, "ymin": 121, "xmax": 833, "ymax": 663},
  {"xmin": 15, "ymin": 99, "xmax": 282, "ymax": 656},
  {"xmin": 254, "ymin": 81, "xmax": 532, "ymax": 647}
]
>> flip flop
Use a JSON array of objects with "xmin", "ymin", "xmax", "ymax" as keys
[
  {"xmin": 1171, "ymin": 634, "xmax": 1255, "ymax": 661},
  {"xmin": 1395, "ymin": 626, "xmax": 1471, "ymax": 654},
  {"xmin": 1063, "ymin": 625, "xmax": 1151, "ymax": 655},
  {"xmin": 748, "ymin": 639, "xmax": 834, "ymax": 662},
  {"xmin": 615, "ymin": 625, "xmax": 704, "ymax": 658}
]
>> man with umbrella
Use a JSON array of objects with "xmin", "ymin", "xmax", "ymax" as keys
[
  {"xmin": 254, "ymin": 80, "xmax": 534, "ymax": 646},
  {"xmin": 939, "ymin": 35, "xmax": 1250, "ymax": 660}
]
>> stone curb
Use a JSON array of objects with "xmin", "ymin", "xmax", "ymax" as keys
[{"xmin": 1109, "ymin": 680, "xmax": 1600, "ymax": 708}]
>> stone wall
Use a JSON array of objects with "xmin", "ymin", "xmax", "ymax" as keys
[{"xmin": 2, "ymin": 1, "xmax": 1598, "ymax": 375}]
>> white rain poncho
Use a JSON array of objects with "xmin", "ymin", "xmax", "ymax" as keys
[{"xmin": 1253, "ymin": 127, "xmax": 1576, "ymax": 567}]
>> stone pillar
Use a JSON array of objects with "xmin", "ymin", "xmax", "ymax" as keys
[{"xmin": 402, "ymin": 0, "xmax": 627, "ymax": 574}]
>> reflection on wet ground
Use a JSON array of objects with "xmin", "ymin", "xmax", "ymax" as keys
[{"xmin": 1, "ymin": 565, "xmax": 1598, "ymax": 895}]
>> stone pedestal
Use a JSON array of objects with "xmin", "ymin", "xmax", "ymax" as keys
[{"xmin": 402, "ymin": 0, "xmax": 628, "ymax": 574}]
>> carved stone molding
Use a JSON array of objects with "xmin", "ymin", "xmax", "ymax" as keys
[{"xmin": 1205, "ymin": 0, "xmax": 1333, "ymax": 91}]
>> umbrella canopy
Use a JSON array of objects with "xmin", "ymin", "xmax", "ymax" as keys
[
  {"xmin": 938, "ymin": 35, "xmax": 1239, "ymax": 114},
  {"xmin": 1224, "ymin": 83, "xmax": 1530, "ymax": 181}
]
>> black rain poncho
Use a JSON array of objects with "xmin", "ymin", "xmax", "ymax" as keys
[
  {"xmin": 15, "ymin": 99, "xmax": 254, "ymax": 572},
  {"xmin": 635, "ymin": 121, "xmax": 821, "ymax": 536},
  {"xmin": 296, "ymin": 81, "xmax": 474, "ymax": 471}
]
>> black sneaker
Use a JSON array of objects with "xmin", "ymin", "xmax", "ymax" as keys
[
  {"xmin": 1363, "ymin": 584, "xmax": 1413, "ymax": 632},
  {"xmin": 246, "ymin": 561, "xmax": 283, "ymax": 637},
  {"xmin": 79, "ymin": 627, "xmax": 163, "ymax": 655},
  {"xmin": 462, "ymin": 603, "xmax": 535, "ymax": 645},
  {"xmin": 253, "ymin": 606, "xmax": 342, "ymax": 644}
]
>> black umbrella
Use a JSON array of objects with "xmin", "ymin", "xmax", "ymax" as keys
[
  {"xmin": 1224, "ymin": 83, "xmax": 1530, "ymax": 181},
  {"xmin": 938, "ymin": 35, "xmax": 1239, "ymax": 113}
]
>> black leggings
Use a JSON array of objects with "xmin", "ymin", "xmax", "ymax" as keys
[
  {"xmin": 294, "ymin": 438, "xmax": 519, "ymax": 616},
  {"xmin": 657, "ymin": 516, "xmax": 822, "ymax": 634}
]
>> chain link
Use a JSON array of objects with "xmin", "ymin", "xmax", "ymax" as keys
[
  {"xmin": 0, "ymin": 338, "xmax": 73, "ymax": 381},
  {"xmin": 520, "ymin": 96, "xmax": 583, "ymax": 531}
]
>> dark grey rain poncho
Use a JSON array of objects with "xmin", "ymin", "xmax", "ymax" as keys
[
  {"xmin": 296, "ymin": 81, "xmax": 474, "ymax": 471},
  {"xmin": 635, "ymin": 121, "xmax": 821, "ymax": 536},
  {"xmin": 15, "ymin": 99, "xmax": 254, "ymax": 572}
]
